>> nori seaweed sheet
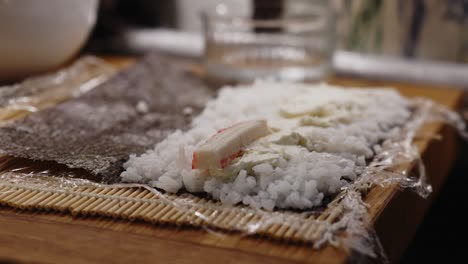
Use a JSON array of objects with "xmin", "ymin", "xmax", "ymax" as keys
[{"xmin": 0, "ymin": 53, "xmax": 213, "ymax": 182}]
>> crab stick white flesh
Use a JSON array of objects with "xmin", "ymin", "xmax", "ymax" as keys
[{"xmin": 192, "ymin": 120, "xmax": 270, "ymax": 171}]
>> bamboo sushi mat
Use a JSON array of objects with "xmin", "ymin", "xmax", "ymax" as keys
[
  {"xmin": 0, "ymin": 56, "xmax": 345, "ymax": 245},
  {"xmin": 0, "ymin": 158, "xmax": 342, "ymax": 243}
]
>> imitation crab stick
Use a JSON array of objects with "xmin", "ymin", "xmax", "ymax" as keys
[{"xmin": 192, "ymin": 120, "xmax": 270, "ymax": 171}]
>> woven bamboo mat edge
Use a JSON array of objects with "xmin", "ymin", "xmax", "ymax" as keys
[{"xmin": 0, "ymin": 178, "xmax": 340, "ymax": 243}]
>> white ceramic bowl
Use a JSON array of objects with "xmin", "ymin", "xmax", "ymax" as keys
[{"xmin": 0, "ymin": 0, "xmax": 98, "ymax": 81}]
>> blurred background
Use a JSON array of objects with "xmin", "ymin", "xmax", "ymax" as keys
[
  {"xmin": 2, "ymin": 0, "xmax": 467, "ymax": 85},
  {"xmin": 87, "ymin": 0, "xmax": 468, "ymax": 63}
]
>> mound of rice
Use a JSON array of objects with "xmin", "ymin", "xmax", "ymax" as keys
[{"xmin": 121, "ymin": 82, "xmax": 410, "ymax": 210}]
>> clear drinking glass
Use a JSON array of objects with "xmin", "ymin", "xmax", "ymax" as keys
[{"xmin": 201, "ymin": 0, "xmax": 335, "ymax": 83}]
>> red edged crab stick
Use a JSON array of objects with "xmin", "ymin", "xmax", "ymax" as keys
[{"xmin": 192, "ymin": 120, "xmax": 270, "ymax": 171}]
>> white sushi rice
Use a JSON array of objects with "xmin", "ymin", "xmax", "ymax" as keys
[{"xmin": 121, "ymin": 82, "xmax": 411, "ymax": 210}]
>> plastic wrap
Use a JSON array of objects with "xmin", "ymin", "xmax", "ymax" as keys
[
  {"xmin": 0, "ymin": 96, "xmax": 465, "ymax": 260},
  {"xmin": 0, "ymin": 56, "xmax": 116, "ymax": 122}
]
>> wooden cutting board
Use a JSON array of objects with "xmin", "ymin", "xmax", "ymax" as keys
[{"xmin": 0, "ymin": 57, "xmax": 463, "ymax": 264}]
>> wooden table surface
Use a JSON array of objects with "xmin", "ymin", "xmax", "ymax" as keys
[{"xmin": 0, "ymin": 57, "xmax": 463, "ymax": 264}]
